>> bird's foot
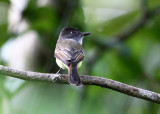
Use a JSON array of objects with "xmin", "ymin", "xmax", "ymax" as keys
[{"xmin": 52, "ymin": 69, "xmax": 63, "ymax": 82}]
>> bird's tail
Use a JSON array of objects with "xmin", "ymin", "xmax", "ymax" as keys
[{"xmin": 68, "ymin": 63, "xmax": 83, "ymax": 86}]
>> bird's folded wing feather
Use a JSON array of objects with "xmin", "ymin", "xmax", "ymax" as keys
[{"xmin": 54, "ymin": 46, "xmax": 84, "ymax": 66}]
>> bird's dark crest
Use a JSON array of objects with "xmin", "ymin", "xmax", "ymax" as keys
[{"xmin": 60, "ymin": 27, "xmax": 81, "ymax": 38}]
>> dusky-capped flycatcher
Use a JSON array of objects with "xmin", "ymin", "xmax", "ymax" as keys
[{"xmin": 54, "ymin": 28, "xmax": 90, "ymax": 86}]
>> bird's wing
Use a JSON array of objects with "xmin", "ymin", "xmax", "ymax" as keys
[
  {"xmin": 54, "ymin": 46, "xmax": 72, "ymax": 66},
  {"xmin": 72, "ymin": 50, "xmax": 84, "ymax": 63},
  {"xmin": 54, "ymin": 46, "xmax": 84, "ymax": 66}
]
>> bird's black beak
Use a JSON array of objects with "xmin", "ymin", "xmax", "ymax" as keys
[{"xmin": 82, "ymin": 32, "xmax": 91, "ymax": 36}]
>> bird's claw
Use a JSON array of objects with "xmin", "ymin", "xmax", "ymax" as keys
[{"xmin": 52, "ymin": 73, "xmax": 62, "ymax": 82}]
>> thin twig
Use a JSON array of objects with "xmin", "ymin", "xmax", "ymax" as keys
[{"xmin": 0, "ymin": 65, "xmax": 160, "ymax": 104}]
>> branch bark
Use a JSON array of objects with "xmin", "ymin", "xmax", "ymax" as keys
[{"xmin": 0, "ymin": 65, "xmax": 160, "ymax": 104}]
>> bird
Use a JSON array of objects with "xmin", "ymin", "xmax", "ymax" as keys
[{"xmin": 54, "ymin": 27, "xmax": 90, "ymax": 86}]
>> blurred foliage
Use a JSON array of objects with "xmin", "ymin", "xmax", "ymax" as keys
[{"xmin": 0, "ymin": 0, "xmax": 160, "ymax": 114}]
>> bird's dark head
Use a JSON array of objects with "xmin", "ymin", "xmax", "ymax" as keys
[{"xmin": 58, "ymin": 28, "xmax": 90, "ymax": 44}]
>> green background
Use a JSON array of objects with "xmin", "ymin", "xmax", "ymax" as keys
[{"xmin": 0, "ymin": 0, "xmax": 160, "ymax": 114}]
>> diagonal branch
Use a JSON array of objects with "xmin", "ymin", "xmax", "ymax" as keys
[
  {"xmin": 114, "ymin": 4, "xmax": 160, "ymax": 43},
  {"xmin": 0, "ymin": 65, "xmax": 160, "ymax": 104},
  {"xmin": 92, "ymin": 5, "xmax": 160, "ymax": 48}
]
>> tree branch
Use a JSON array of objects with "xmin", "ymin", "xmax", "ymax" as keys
[{"xmin": 0, "ymin": 65, "xmax": 160, "ymax": 104}]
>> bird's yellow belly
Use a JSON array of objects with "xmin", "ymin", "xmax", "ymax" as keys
[{"xmin": 56, "ymin": 58, "xmax": 82, "ymax": 69}]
